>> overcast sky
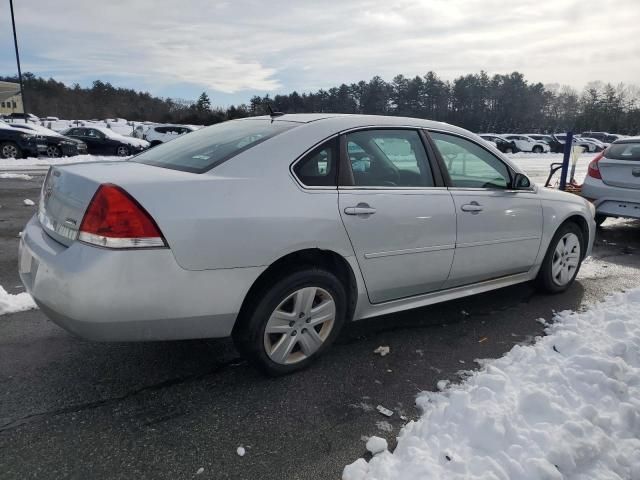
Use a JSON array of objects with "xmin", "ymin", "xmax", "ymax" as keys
[{"xmin": 1, "ymin": 0, "xmax": 639, "ymax": 106}]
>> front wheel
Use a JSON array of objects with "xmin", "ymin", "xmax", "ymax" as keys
[
  {"xmin": 116, "ymin": 145, "xmax": 130, "ymax": 156},
  {"xmin": 535, "ymin": 222, "xmax": 584, "ymax": 293},
  {"xmin": 532, "ymin": 145, "xmax": 543, "ymax": 154},
  {"xmin": 45, "ymin": 145, "xmax": 61, "ymax": 158},
  {"xmin": 233, "ymin": 268, "xmax": 347, "ymax": 376}
]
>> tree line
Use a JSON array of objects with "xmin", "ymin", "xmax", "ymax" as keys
[{"xmin": 2, "ymin": 71, "xmax": 639, "ymax": 134}]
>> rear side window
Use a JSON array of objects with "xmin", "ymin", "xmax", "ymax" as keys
[
  {"xmin": 293, "ymin": 138, "xmax": 338, "ymax": 187},
  {"xmin": 134, "ymin": 120, "xmax": 297, "ymax": 173},
  {"xmin": 606, "ymin": 143, "xmax": 640, "ymax": 160}
]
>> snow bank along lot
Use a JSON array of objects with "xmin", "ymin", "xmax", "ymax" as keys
[
  {"xmin": 0, "ymin": 285, "xmax": 37, "ymax": 315},
  {"xmin": 343, "ymin": 289, "xmax": 640, "ymax": 480}
]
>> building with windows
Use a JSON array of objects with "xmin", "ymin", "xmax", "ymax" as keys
[{"xmin": 0, "ymin": 81, "xmax": 23, "ymax": 115}]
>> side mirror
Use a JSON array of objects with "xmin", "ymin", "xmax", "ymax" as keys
[{"xmin": 513, "ymin": 173, "xmax": 531, "ymax": 190}]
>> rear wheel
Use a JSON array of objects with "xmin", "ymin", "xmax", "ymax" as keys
[
  {"xmin": 233, "ymin": 268, "xmax": 347, "ymax": 376},
  {"xmin": 0, "ymin": 142, "xmax": 21, "ymax": 159},
  {"xmin": 536, "ymin": 222, "xmax": 584, "ymax": 293},
  {"xmin": 532, "ymin": 145, "xmax": 543, "ymax": 153}
]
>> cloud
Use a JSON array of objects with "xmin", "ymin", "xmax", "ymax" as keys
[{"xmin": 4, "ymin": 0, "xmax": 640, "ymax": 97}]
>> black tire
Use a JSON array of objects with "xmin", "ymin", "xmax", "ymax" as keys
[
  {"xmin": 45, "ymin": 145, "xmax": 61, "ymax": 158},
  {"xmin": 233, "ymin": 267, "xmax": 347, "ymax": 376},
  {"xmin": 532, "ymin": 145, "xmax": 543, "ymax": 154},
  {"xmin": 0, "ymin": 141, "xmax": 22, "ymax": 159},
  {"xmin": 150, "ymin": 141, "xmax": 162, "ymax": 148},
  {"xmin": 535, "ymin": 222, "xmax": 584, "ymax": 293},
  {"xmin": 116, "ymin": 145, "xmax": 130, "ymax": 156},
  {"xmin": 595, "ymin": 214, "xmax": 607, "ymax": 227}
]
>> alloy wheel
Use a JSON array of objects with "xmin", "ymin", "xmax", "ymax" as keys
[
  {"xmin": 2, "ymin": 144, "xmax": 18, "ymax": 159},
  {"xmin": 46, "ymin": 145, "xmax": 61, "ymax": 158},
  {"xmin": 551, "ymin": 233, "xmax": 581, "ymax": 286},
  {"xmin": 117, "ymin": 146, "xmax": 130, "ymax": 156},
  {"xmin": 263, "ymin": 287, "xmax": 336, "ymax": 365}
]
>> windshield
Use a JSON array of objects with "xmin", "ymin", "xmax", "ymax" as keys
[
  {"xmin": 133, "ymin": 119, "xmax": 298, "ymax": 173},
  {"xmin": 605, "ymin": 142, "xmax": 640, "ymax": 161}
]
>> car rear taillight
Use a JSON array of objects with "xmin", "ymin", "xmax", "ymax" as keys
[
  {"xmin": 78, "ymin": 184, "xmax": 167, "ymax": 248},
  {"xmin": 587, "ymin": 152, "xmax": 604, "ymax": 180}
]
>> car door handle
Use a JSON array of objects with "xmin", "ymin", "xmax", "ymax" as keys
[
  {"xmin": 344, "ymin": 204, "xmax": 377, "ymax": 216},
  {"xmin": 461, "ymin": 202, "xmax": 483, "ymax": 213}
]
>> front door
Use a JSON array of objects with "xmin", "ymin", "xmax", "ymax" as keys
[
  {"xmin": 429, "ymin": 131, "xmax": 543, "ymax": 288},
  {"xmin": 338, "ymin": 129, "xmax": 456, "ymax": 303}
]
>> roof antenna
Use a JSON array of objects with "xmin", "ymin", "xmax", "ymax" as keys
[{"xmin": 266, "ymin": 103, "xmax": 285, "ymax": 118}]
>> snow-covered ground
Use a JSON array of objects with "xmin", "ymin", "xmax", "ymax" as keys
[
  {"xmin": 343, "ymin": 288, "xmax": 640, "ymax": 480},
  {"xmin": 0, "ymin": 285, "xmax": 37, "ymax": 316}
]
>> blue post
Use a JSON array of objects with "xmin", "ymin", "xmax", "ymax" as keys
[{"xmin": 559, "ymin": 131, "xmax": 573, "ymax": 191}]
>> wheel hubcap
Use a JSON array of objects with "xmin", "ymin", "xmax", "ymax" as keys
[
  {"xmin": 264, "ymin": 287, "xmax": 336, "ymax": 365},
  {"xmin": 117, "ymin": 147, "xmax": 128, "ymax": 156},
  {"xmin": 46, "ymin": 146, "xmax": 60, "ymax": 158},
  {"xmin": 551, "ymin": 233, "xmax": 581, "ymax": 286},
  {"xmin": 2, "ymin": 145, "xmax": 17, "ymax": 158}
]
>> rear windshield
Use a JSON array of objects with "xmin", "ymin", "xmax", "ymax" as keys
[
  {"xmin": 133, "ymin": 119, "xmax": 297, "ymax": 173},
  {"xmin": 605, "ymin": 143, "xmax": 640, "ymax": 161}
]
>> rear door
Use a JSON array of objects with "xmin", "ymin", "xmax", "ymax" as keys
[
  {"xmin": 429, "ymin": 131, "xmax": 543, "ymax": 288},
  {"xmin": 338, "ymin": 129, "xmax": 456, "ymax": 303},
  {"xmin": 599, "ymin": 142, "xmax": 640, "ymax": 190}
]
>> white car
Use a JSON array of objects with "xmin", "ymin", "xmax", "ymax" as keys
[
  {"xmin": 144, "ymin": 124, "xmax": 199, "ymax": 146},
  {"xmin": 504, "ymin": 135, "xmax": 550, "ymax": 153},
  {"xmin": 581, "ymin": 137, "xmax": 640, "ymax": 225},
  {"xmin": 555, "ymin": 134, "xmax": 601, "ymax": 153}
]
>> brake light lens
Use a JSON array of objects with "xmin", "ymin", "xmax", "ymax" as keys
[
  {"xmin": 587, "ymin": 152, "xmax": 604, "ymax": 180},
  {"xmin": 78, "ymin": 184, "xmax": 166, "ymax": 248}
]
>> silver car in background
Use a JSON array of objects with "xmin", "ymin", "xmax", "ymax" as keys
[
  {"xmin": 582, "ymin": 136, "xmax": 640, "ymax": 225},
  {"xmin": 19, "ymin": 114, "xmax": 595, "ymax": 375}
]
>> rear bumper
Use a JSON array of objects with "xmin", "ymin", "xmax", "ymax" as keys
[
  {"xmin": 582, "ymin": 178, "xmax": 640, "ymax": 219},
  {"xmin": 19, "ymin": 215, "xmax": 265, "ymax": 341}
]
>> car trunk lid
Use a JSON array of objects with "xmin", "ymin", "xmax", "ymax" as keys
[
  {"xmin": 37, "ymin": 161, "xmax": 197, "ymax": 247},
  {"xmin": 599, "ymin": 142, "xmax": 640, "ymax": 190}
]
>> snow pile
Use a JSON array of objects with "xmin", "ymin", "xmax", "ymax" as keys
[
  {"xmin": 0, "ymin": 173, "xmax": 33, "ymax": 180},
  {"xmin": 0, "ymin": 285, "xmax": 37, "ymax": 315},
  {"xmin": 343, "ymin": 289, "xmax": 640, "ymax": 480}
]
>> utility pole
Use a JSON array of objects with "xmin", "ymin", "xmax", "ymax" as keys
[{"xmin": 10, "ymin": 0, "xmax": 27, "ymax": 116}]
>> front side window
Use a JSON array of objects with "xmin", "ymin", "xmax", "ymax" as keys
[
  {"xmin": 345, "ymin": 130, "xmax": 434, "ymax": 187},
  {"xmin": 134, "ymin": 119, "xmax": 297, "ymax": 173},
  {"xmin": 293, "ymin": 138, "xmax": 338, "ymax": 187},
  {"xmin": 431, "ymin": 132, "xmax": 511, "ymax": 189}
]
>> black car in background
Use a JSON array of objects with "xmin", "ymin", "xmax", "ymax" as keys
[
  {"xmin": 478, "ymin": 134, "xmax": 521, "ymax": 153},
  {"xmin": 8, "ymin": 123, "xmax": 88, "ymax": 157},
  {"xmin": 61, "ymin": 126, "xmax": 149, "ymax": 156},
  {"xmin": 0, "ymin": 124, "xmax": 45, "ymax": 159}
]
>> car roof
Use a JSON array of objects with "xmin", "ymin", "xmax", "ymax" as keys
[{"xmin": 613, "ymin": 136, "xmax": 640, "ymax": 144}]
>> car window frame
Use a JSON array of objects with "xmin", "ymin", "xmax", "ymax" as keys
[
  {"xmin": 337, "ymin": 127, "xmax": 445, "ymax": 189},
  {"xmin": 424, "ymin": 129, "xmax": 532, "ymax": 192},
  {"xmin": 291, "ymin": 136, "xmax": 340, "ymax": 188}
]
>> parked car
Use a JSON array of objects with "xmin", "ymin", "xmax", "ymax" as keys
[
  {"xmin": 503, "ymin": 135, "xmax": 551, "ymax": 153},
  {"xmin": 524, "ymin": 134, "xmax": 564, "ymax": 153},
  {"xmin": 581, "ymin": 136, "xmax": 640, "ymax": 226},
  {"xmin": 0, "ymin": 122, "xmax": 46, "ymax": 159},
  {"xmin": 5, "ymin": 112, "xmax": 39, "ymax": 122},
  {"xmin": 61, "ymin": 126, "xmax": 149, "ymax": 156},
  {"xmin": 581, "ymin": 131, "xmax": 625, "ymax": 144},
  {"xmin": 144, "ymin": 124, "xmax": 198, "ymax": 146},
  {"xmin": 579, "ymin": 136, "xmax": 609, "ymax": 150},
  {"xmin": 478, "ymin": 134, "xmax": 520, "ymax": 153},
  {"xmin": 554, "ymin": 134, "xmax": 602, "ymax": 153},
  {"xmin": 8, "ymin": 123, "xmax": 88, "ymax": 157},
  {"xmin": 19, "ymin": 114, "xmax": 595, "ymax": 375}
]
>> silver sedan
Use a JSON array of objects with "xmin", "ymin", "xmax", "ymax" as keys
[
  {"xmin": 19, "ymin": 114, "xmax": 595, "ymax": 375},
  {"xmin": 581, "ymin": 137, "xmax": 640, "ymax": 225}
]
